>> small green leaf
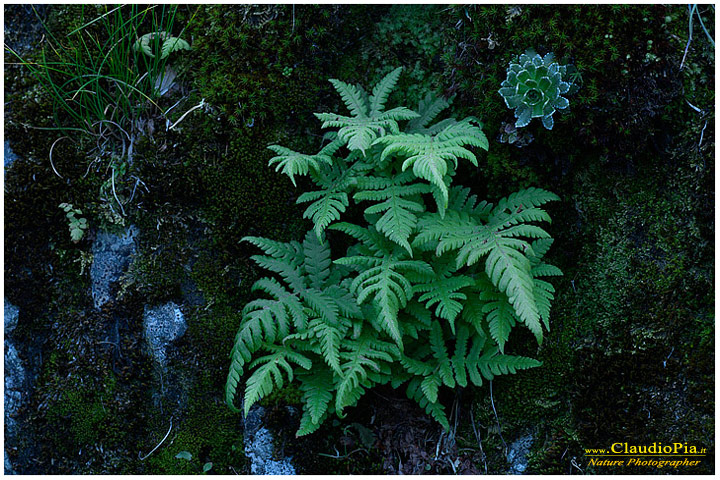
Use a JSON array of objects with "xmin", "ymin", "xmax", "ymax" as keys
[
  {"xmin": 175, "ymin": 451, "xmax": 192, "ymax": 461},
  {"xmin": 161, "ymin": 36, "xmax": 191, "ymax": 59},
  {"xmin": 203, "ymin": 462, "xmax": 213, "ymax": 472}
]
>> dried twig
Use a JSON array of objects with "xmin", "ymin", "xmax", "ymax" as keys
[
  {"xmin": 489, "ymin": 380, "xmax": 508, "ymax": 454},
  {"xmin": 138, "ymin": 418, "xmax": 173, "ymax": 461},
  {"xmin": 49, "ymin": 136, "xmax": 69, "ymax": 179},
  {"xmin": 470, "ymin": 408, "xmax": 488, "ymax": 474},
  {"xmin": 167, "ymin": 99, "xmax": 206, "ymax": 130}
]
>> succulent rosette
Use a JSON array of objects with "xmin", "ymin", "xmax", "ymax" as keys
[{"xmin": 499, "ymin": 50, "xmax": 571, "ymax": 130}]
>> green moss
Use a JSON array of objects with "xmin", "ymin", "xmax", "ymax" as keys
[
  {"xmin": 361, "ymin": 5, "xmax": 449, "ymax": 107},
  {"xmin": 186, "ymin": 5, "xmax": 382, "ymax": 128},
  {"xmin": 48, "ymin": 375, "xmax": 117, "ymax": 446},
  {"xmin": 146, "ymin": 397, "xmax": 245, "ymax": 474}
]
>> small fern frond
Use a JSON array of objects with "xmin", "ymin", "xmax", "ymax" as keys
[
  {"xmin": 533, "ymin": 278, "xmax": 556, "ymax": 330},
  {"xmin": 297, "ymin": 368, "xmax": 335, "ymax": 433},
  {"xmin": 299, "ymin": 160, "xmax": 372, "ymax": 238},
  {"xmin": 338, "ymin": 255, "xmax": 433, "ymax": 349},
  {"xmin": 243, "ymin": 347, "xmax": 312, "ymax": 415},
  {"xmin": 492, "ymin": 187, "xmax": 559, "ymax": 215},
  {"xmin": 302, "ymin": 231, "xmax": 332, "ymax": 289},
  {"xmin": 369, "ymin": 67, "xmax": 403, "ymax": 116},
  {"xmin": 267, "ymin": 144, "xmax": 334, "ymax": 187},
  {"xmin": 451, "ymin": 325, "xmax": 470, "ymax": 387},
  {"xmin": 375, "ymin": 119, "xmax": 487, "ymax": 207},
  {"xmin": 480, "ymin": 288, "xmax": 517, "ymax": 354},
  {"xmin": 243, "ymin": 236, "xmax": 305, "ymax": 290},
  {"xmin": 354, "ymin": 173, "xmax": 430, "ymax": 255},
  {"xmin": 308, "ymin": 317, "xmax": 348, "ymax": 374},
  {"xmin": 466, "ymin": 344, "xmax": 541, "ymax": 387},
  {"xmin": 528, "ymin": 238, "xmax": 554, "ymax": 264},
  {"xmin": 226, "ymin": 353, "xmax": 245, "ymax": 412},
  {"xmin": 481, "ymin": 347, "xmax": 542, "ymax": 379},
  {"xmin": 329, "ymin": 79, "xmax": 368, "ymax": 118},
  {"xmin": 460, "ymin": 287, "xmax": 490, "ymax": 339},
  {"xmin": 406, "ymin": 377, "xmax": 450, "ymax": 430},
  {"xmin": 298, "ymin": 190, "xmax": 349, "ymax": 239},
  {"xmin": 335, "ymin": 334, "xmax": 399, "ymax": 416},
  {"xmin": 406, "ymin": 92, "xmax": 452, "ymax": 133},
  {"xmin": 302, "ymin": 288, "xmax": 341, "ymax": 325},
  {"xmin": 415, "ymin": 274, "xmax": 475, "ymax": 332},
  {"xmin": 429, "ymin": 321, "xmax": 456, "ymax": 388}
]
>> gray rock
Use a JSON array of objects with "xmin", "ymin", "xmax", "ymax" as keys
[
  {"xmin": 507, "ymin": 433, "xmax": 533, "ymax": 475},
  {"xmin": 143, "ymin": 302, "xmax": 186, "ymax": 367},
  {"xmin": 5, "ymin": 300, "xmax": 19, "ymax": 335},
  {"xmin": 4, "ymin": 300, "xmax": 28, "ymax": 474},
  {"xmin": 244, "ymin": 406, "xmax": 296, "ymax": 475},
  {"xmin": 4, "ymin": 141, "xmax": 18, "ymax": 170},
  {"xmin": 90, "ymin": 226, "xmax": 138, "ymax": 308},
  {"xmin": 5, "ymin": 451, "xmax": 14, "ymax": 475},
  {"xmin": 5, "ymin": 340, "xmax": 27, "ymax": 475}
]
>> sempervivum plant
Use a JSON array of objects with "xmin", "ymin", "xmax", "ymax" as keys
[{"xmin": 499, "ymin": 50, "xmax": 570, "ymax": 130}]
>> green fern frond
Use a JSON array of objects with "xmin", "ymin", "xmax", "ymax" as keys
[
  {"xmin": 484, "ymin": 239, "xmax": 542, "ymax": 343},
  {"xmin": 369, "ymin": 67, "xmax": 403, "ymax": 116},
  {"xmin": 491, "ymin": 188, "xmax": 560, "ymax": 220},
  {"xmin": 451, "ymin": 325, "xmax": 470, "ymax": 387},
  {"xmin": 415, "ymin": 274, "xmax": 475, "ymax": 332},
  {"xmin": 406, "ymin": 92, "xmax": 452, "ymax": 133},
  {"xmin": 465, "ymin": 343, "xmax": 540, "ymax": 387},
  {"xmin": 400, "ymin": 347, "xmax": 434, "ymax": 376},
  {"xmin": 460, "ymin": 288, "xmax": 489, "ymax": 340},
  {"xmin": 302, "ymin": 231, "xmax": 332, "ymax": 289},
  {"xmin": 480, "ymin": 288, "xmax": 518, "ymax": 354},
  {"xmin": 335, "ymin": 334, "xmax": 398, "ymax": 416},
  {"xmin": 532, "ymin": 263, "xmax": 564, "ymax": 277},
  {"xmin": 429, "ymin": 321, "xmax": 455, "ymax": 388},
  {"xmin": 328, "ymin": 78, "xmax": 369, "ymax": 118},
  {"xmin": 226, "ymin": 354, "xmax": 244, "ymax": 412},
  {"xmin": 267, "ymin": 142, "xmax": 337, "ymax": 187},
  {"xmin": 160, "ymin": 36, "xmax": 190, "ymax": 59},
  {"xmin": 354, "ymin": 172, "xmax": 430, "ymax": 255},
  {"xmin": 528, "ymin": 238, "xmax": 554, "ymax": 264},
  {"xmin": 298, "ymin": 190, "xmax": 349, "ymax": 240},
  {"xmin": 297, "ymin": 407, "xmax": 328, "ymax": 437},
  {"xmin": 533, "ymin": 278, "xmax": 556, "ymax": 330},
  {"xmin": 302, "ymin": 288, "xmax": 341, "ymax": 325},
  {"xmin": 243, "ymin": 347, "xmax": 312, "ymax": 415},
  {"xmin": 251, "ymin": 278, "xmax": 308, "ymax": 330},
  {"xmin": 316, "ymin": 71, "xmax": 419, "ymax": 154},
  {"xmin": 308, "ymin": 317, "xmax": 348, "ymax": 374},
  {"xmin": 406, "ymin": 377, "xmax": 450, "ymax": 430},
  {"xmin": 297, "ymin": 368, "xmax": 335, "ymax": 434},
  {"xmin": 480, "ymin": 347, "xmax": 542, "ymax": 379},
  {"xmin": 242, "ymin": 236, "xmax": 305, "ymax": 290},
  {"xmin": 300, "ymin": 159, "xmax": 373, "ymax": 239},
  {"xmin": 374, "ymin": 118, "xmax": 488, "ymax": 207},
  {"xmin": 337, "ymin": 254, "xmax": 433, "ymax": 348},
  {"xmin": 413, "ymin": 209, "xmax": 480, "ymax": 255},
  {"xmin": 314, "ymin": 111, "xmax": 416, "ymax": 154}
]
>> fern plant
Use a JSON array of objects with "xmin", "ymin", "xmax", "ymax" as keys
[{"xmin": 227, "ymin": 68, "xmax": 562, "ymax": 436}]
